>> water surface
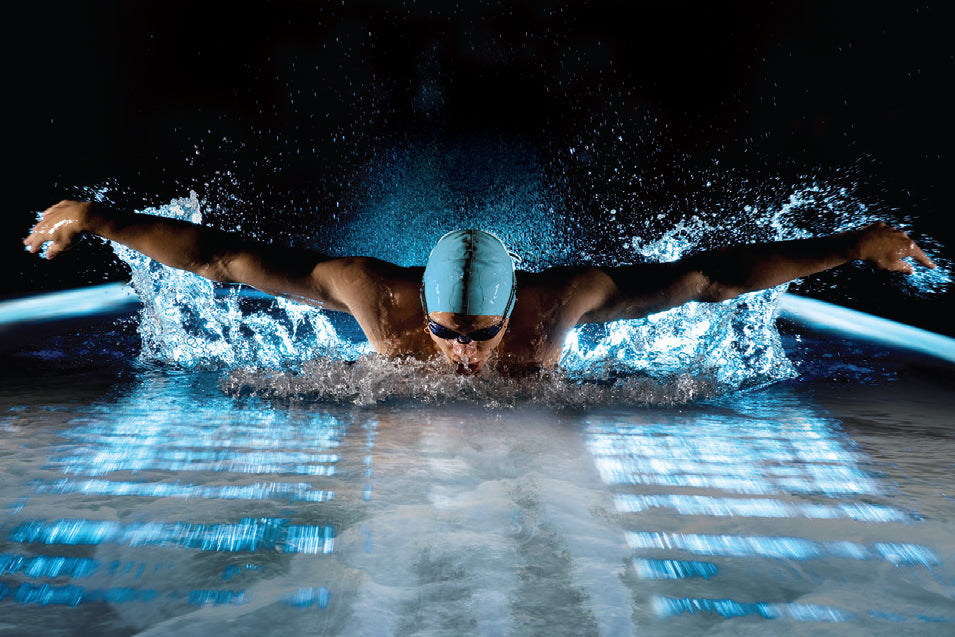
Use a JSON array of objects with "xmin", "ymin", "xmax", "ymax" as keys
[{"xmin": 1, "ymin": 304, "xmax": 953, "ymax": 636}]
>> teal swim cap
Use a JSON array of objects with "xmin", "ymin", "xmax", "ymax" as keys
[{"xmin": 422, "ymin": 229, "xmax": 516, "ymax": 317}]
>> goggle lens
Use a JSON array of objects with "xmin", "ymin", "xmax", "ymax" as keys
[{"xmin": 427, "ymin": 320, "xmax": 504, "ymax": 343}]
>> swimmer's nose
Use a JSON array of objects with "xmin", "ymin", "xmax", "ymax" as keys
[{"xmin": 451, "ymin": 339, "xmax": 477, "ymax": 359}]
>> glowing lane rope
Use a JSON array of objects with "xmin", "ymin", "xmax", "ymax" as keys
[
  {"xmin": 2, "ymin": 284, "xmax": 953, "ymax": 366},
  {"xmin": 0, "ymin": 282, "xmax": 137, "ymax": 324},
  {"xmin": 777, "ymin": 294, "xmax": 955, "ymax": 364}
]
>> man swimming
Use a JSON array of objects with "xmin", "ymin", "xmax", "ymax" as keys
[{"xmin": 24, "ymin": 200, "xmax": 936, "ymax": 375}]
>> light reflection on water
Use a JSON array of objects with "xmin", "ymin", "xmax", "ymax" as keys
[
  {"xmin": 584, "ymin": 393, "xmax": 954, "ymax": 628},
  {"xmin": 0, "ymin": 370, "xmax": 952, "ymax": 634},
  {"xmin": 0, "ymin": 371, "xmax": 364, "ymax": 625}
]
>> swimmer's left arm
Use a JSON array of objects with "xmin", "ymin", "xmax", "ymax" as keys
[
  {"xmin": 24, "ymin": 200, "xmax": 419, "ymax": 316},
  {"xmin": 577, "ymin": 223, "xmax": 935, "ymax": 323},
  {"xmin": 686, "ymin": 222, "xmax": 936, "ymax": 299}
]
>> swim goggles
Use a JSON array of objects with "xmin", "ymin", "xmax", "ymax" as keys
[{"xmin": 426, "ymin": 317, "xmax": 506, "ymax": 344}]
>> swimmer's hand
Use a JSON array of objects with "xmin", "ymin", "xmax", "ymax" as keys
[
  {"xmin": 849, "ymin": 222, "xmax": 936, "ymax": 274},
  {"xmin": 23, "ymin": 200, "xmax": 95, "ymax": 259}
]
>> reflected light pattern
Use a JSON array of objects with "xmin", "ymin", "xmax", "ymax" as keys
[
  {"xmin": 10, "ymin": 518, "xmax": 335, "ymax": 554},
  {"xmin": 585, "ymin": 397, "xmax": 951, "ymax": 626},
  {"xmin": 33, "ymin": 478, "xmax": 333, "ymax": 502},
  {"xmin": 1, "ymin": 376, "xmax": 368, "ymax": 611},
  {"xmin": 614, "ymin": 494, "xmax": 908, "ymax": 523}
]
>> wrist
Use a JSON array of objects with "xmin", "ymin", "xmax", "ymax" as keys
[
  {"xmin": 839, "ymin": 229, "xmax": 864, "ymax": 262},
  {"xmin": 80, "ymin": 201, "xmax": 116, "ymax": 236}
]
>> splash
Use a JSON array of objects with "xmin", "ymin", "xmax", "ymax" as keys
[
  {"xmin": 107, "ymin": 193, "xmax": 370, "ymax": 369},
  {"xmin": 98, "ymin": 167, "xmax": 947, "ymax": 406},
  {"xmin": 222, "ymin": 355, "xmax": 721, "ymax": 408}
]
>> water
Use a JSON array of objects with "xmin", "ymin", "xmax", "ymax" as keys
[
  {"xmin": 8, "ymin": 176, "xmax": 955, "ymax": 633},
  {"xmin": 1, "ymin": 283, "xmax": 954, "ymax": 635},
  {"xmin": 11, "ymin": 156, "xmax": 955, "ymax": 635}
]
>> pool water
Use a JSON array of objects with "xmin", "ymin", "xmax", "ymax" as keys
[{"xmin": 0, "ymin": 297, "xmax": 953, "ymax": 636}]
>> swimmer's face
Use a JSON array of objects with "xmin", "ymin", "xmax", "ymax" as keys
[{"xmin": 426, "ymin": 312, "xmax": 509, "ymax": 375}]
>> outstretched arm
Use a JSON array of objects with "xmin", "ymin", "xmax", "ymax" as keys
[
  {"xmin": 578, "ymin": 223, "xmax": 936, "ymax": 324},
  {"xmin": 23, "ymin": 200, "xmax": 363, "ymax": 313}
]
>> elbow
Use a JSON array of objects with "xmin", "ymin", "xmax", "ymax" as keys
[
  {"xmin": 191, "ymin": 231, "xmax": 247, "ymax": 283},
  {"xmin": 193, "ymin": 259, "xmax": 235, "ymax": 283},
  {"xmin": 688, "ymin": 261, "xmax": 749, "ymax": 303},
  {"xmin": 696, "ymin": 277, "xmax": 743, "ymax": 303},
  {"xmin": 677, "ymin": 258, "xmax": 740, "ymax": 304}
]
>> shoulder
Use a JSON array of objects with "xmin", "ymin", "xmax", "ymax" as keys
[
  {"xmin": 512, "ymin": 266, "xmax": 615, "ymax": 327},
  {"xmin": 301, "ymin": 257, "xmax": 422, "ymax": 314},
  {"xmin": 309, "ymin": 256, "xmax": 422, "ymax": 287},
  {"xmin": 515, "ymin": 261, "xmax": 704, "ymax": 325},
  {"xmin": 516, "ymin": 265, "xmax": 612, "ymax": 293},
  {"xmin": 515, "ymin": 264, "xmax": 641, "ymax": 306}
]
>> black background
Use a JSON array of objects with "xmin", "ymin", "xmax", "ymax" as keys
[{"xmin": 5, "ymin": 1, "xmax": 954, "ymax": 335}]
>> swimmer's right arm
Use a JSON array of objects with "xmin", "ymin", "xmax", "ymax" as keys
[{"xmin": 23, "ymin": 200, "xmax": 361, "ymax": 313}]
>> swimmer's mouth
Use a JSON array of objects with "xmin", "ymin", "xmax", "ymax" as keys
[{"xmin": 456, "ymin": 362, "xmax": 480, "ymax": 376}]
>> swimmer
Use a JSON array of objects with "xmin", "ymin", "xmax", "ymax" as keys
[{"xmin": 24, "ymin": 200, "xmax": 936, "ymax": 375}]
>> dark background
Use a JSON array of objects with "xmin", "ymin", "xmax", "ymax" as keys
[{"xmin": 5, "ymin": 1, "xmax": 954, "ymax": 335}]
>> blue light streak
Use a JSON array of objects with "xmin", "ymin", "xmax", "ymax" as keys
[
  {"xmin": 652, "ymin": 596, "xmax": 849, "ymax": 622},
  {"xmin": 0, "ymin": 583, "xmax": 261, "ymax": 607},
  {"xmin": 0, "ymin": 283, "xmax": 137, "ymax": 325},
  {"xmin": 0, "ymin": 582, "xmax": 336, "ymax": 609},
  {"xmin": 592, "ymin": 456, "xmax": 878, "ymax": 496},
  {"xmin": 60, "ymin": 421, "xmax": 344, "ymax": 450},
  {"xmin": 33, "ymin": 479, "xmax": 334, "ymax": 502},
  {"xmin": 188, "ymin": 589, "xmax": 247, "ymax": 606},
  {"xmin": 632, "ymin": 558, "xmax": 719, "ymax": 580},
  {"xmin": 284, "ymin": 587, "xmax": 331, "ymax": 608},
  {"xmin": 52, "ymin": 448, "xmax": 338, "ymax": 476},
  {"xmin": 625, "ymin": 531, "xmax": 938, "ymax": 566},
  {"xmin": 613, "ymin": 494, "xmax": 908, "ymax": 523},
  {"xmin": 778, "ymin": 294, "xmax": 955, "ymax": 364},
  {"xmin": 0, "ymin": 553, "xmax": 99, "ymax": 579},
  {"xmin": 9, "ymin": 518, "xmax": 335, "ymax": 554}
]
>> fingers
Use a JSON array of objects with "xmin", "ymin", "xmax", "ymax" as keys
[
  {"xmin": 22, "ymin": 231, "xmax": 54, "ymax": 258},
  {"xmin": 23, "ymin": 202, "xmax": 75, "ymax": 258},
  {"xmin": 894, "ymin": 233, "xmax": 936, "ymax": 273},
  {"xmin": 23, "ymin": 228, "xmax": 46, "ymax": 254},
  {"xmin": 908, "ymin": 242, "xmax": 936, "ymax": 269},
  {"xmin": 24, "ymin": 216, "xmax": 51, "ymax": 251},
  {"xmin": 894, "ymin": 260, "xmax": 915, "ymax": 275},
  {"xmin": 864, "ymin": 223, "xmax": 937, "ymax": 274},
  {"xmin": 44, "ymin": 243, "xmax": 66, "ymax": 260}
]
